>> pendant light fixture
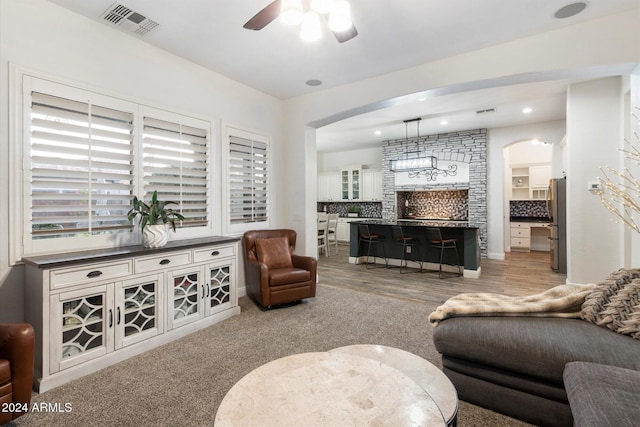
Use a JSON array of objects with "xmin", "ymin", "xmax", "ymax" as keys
[{"xmin": 310, "ymin": 0, "xmax": 335, "ymax": 14}]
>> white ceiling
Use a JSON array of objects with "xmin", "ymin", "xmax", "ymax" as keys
[{"xmin": 48, "ymin": 0, "xmax": 639, "ymax": 151}]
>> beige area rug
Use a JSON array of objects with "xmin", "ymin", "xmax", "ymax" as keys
[{"xmin": 11, "ymin": 284, "xmax": 531, "ymax": 427}]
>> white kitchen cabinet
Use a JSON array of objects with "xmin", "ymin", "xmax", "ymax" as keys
[
  {"xmin": 362, "ymin": 170, "xmax": 383, "ymax": 201},
  {"xmin": 510, "ymin": 164, "xmax": 551, "ymax": 200},
  {"xmin": 337, "ymin": 218, "xmax": 350, "ymax": 242},
  {"xmin": 317, "ymin": 172, "xmax": 341, "ymax": 201},
  {"xmin": 24, "ymin": 237, "xmax": 240, "ymax": 392},
  {"xmin": 341, "ymin": 167, "xmax": 362, "ymax": 200},
  {"xmin": 530, "ymin": 165, "xmax": 552, "ymax": 199},
  {"xmin": 510, "ymin": 222, "xmax": 531, "ymax": 251}
]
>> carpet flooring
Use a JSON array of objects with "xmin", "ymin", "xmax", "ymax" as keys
[{"xmin": 11, "ymin": 284, "xmax": 531, "ymax": 427}]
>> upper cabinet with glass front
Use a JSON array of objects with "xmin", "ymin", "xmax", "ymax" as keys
[{"xmin": 341, "ymin": 166, "xmax": 362, "ymax": 200}]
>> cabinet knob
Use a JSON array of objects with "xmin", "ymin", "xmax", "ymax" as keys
[
  {"xmin": 159, "ymin": 259, "xmax": 171, "ymax": 265},
  {"xmin": 86, "ymin": 270, "xmax": 103, "ymax": 278},
  {"xmin": 211, "ymin": 251, "xmax": 220, "ymax": 256}
]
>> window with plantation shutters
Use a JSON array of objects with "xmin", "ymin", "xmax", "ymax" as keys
[
  {"xmin": 15, "ymin": 75, "xmax": 215, "ymax": 260},
  {"xmin": 228, "ymin": 130, "xmax": 269, "ymax": 227},
  {"xmin": 29, "ymin": 91, "xmax": 135, "ymax": 240},
  {"xmin": 142, "ymin": 115, "xmax": 209, "ymax": 229}
]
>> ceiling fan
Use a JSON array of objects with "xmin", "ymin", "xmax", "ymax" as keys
[{"xmin": 243, "ymin": 0, "xmax": 358, "ymax": 43}]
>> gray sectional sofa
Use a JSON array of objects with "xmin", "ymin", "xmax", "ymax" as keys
[
  {"xmin": 430, "ymin": 269, "xmax": 640, "ymax": 427},
  {"xmin": 433, "ymin": 316, "xmax": 640, "ymax": 426}
]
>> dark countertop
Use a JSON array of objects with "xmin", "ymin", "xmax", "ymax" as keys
[
  {"xmin": 510, "ymin": 217, "xmax": 551, "ymax": 223},
  {"xmin": 22, "ymin": 235, "xmax": 241, "ymax": 269},
  {"xmin": 354, "ymin": 219, "xmax": 477, "ymax": 229}
]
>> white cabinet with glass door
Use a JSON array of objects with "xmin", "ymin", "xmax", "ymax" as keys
[
  {"xmin": 24, "ymin": 237, "xmax": 240, "ymax": 393},
  {"xmin": 341, "ymin": 166, "xmax": 362, "ymax": 200},
  {"xmin": 530, "ymin": 165, "xmax": 552, "ymax": 199},
  {"xmin": 50, "ymin": 273, "xmax": 163, "ymax": 373}
]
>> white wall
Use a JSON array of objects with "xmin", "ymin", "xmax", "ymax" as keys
[
  {"xmin": 317, "ymin": 147, "xmax": 384, "ymax": 172},
  {"xmin": 566, "ymin": 77, "xmax": 626, "ymax": 284},
  {"xmin": 0, "ymin": 0, "xmax": 283, "ymax": 321},
  {"xmin": 283, "ymin": 10, "xmax": 640, "ymax": 261}
]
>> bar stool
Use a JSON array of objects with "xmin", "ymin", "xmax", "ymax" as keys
[
  {"xmin": 425, "ymin": 227, "xmax": 462, "ymax": 278},
  {"xmin": 391, "ymin": 225, "xmax": 422, "ymax": 273},
  {"xmin": 327, "ymin": 213, "xmax": 339, "ymax": 255},
  {"xmin": 357, "ymin": 224, "xmax": 388, "ymax": 269}
]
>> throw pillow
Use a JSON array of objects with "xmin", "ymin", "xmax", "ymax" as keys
[
  {"xmin": 255, "ymin": 237, "xmax": 293, "ymax": 269},
  {"xmin": 581, "ymin": 268, "xmax": 640, "ymax": 340}
]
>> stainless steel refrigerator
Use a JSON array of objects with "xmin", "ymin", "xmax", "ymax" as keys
[{"xmin": 548, "ymin": 178, "xmax": 567, "ymax": 273}]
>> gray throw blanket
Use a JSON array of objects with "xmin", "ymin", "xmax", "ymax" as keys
[{"xmin": 429, "ymin": 283, "xmax": 596, "ymax": 326}]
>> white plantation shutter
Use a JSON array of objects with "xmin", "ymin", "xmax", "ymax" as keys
[
  {"xmin": 142, "ymin": 116, "xmax": 209, "ymax": 229},
  {"xmin": 29, "ymin": 92, "xmax": 135, "ymax": 239},
  {"xmin": 228, "ymin": 133, "xmax": 269, "ymax": 225}
]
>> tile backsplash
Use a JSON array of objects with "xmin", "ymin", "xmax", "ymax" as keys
[
  {"xmin": 397, "ymin": 190, "xmax": 469, "ymax": 220},
  {"xmin": 317, "ymin": 202, "xmax": 382, "ymax": 218},
  {"xmin": 510, "ymin": 200, "xmax": 549, "ymax": 218}
]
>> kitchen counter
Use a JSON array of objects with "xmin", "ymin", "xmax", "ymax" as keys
[
  {"xmin": 349, "ymin": 221, "xmax": 481, "ymax": 278},
  {"xmin": 510, "ymin": 217, "xmax": 551, "ymax": 223}
]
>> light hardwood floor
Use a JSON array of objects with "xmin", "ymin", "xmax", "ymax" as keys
[{"xmin": 317, "ymin": 243, "xmax": 567, "ymax": 307}]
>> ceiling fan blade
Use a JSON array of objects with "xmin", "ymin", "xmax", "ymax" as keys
[
  {"xmin": 332, "ymin": 24, "xmax": 358, "ymax": 43},
  {"xmin": 243, "ymin": 0, "xmax": 282, "ymax": 31}
]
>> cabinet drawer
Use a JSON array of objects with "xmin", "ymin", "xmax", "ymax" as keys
[
  {"xmin": 511, "ymin": 228, "xmax": 531, "ymax": 238},
  {"xmin": 135, "ymin": 251, "xmax": 192, "ymax": 273},
  {"xmin": 510, "ymin": 222, "xmax": 530, "ymax": 229},
  {"xmin": 193, "ymin": 245, "xmax": 235, "ymax": 263},
  {"xmin": 510, "ymin": 237, "xmax": 531, "ymax": 248},
  {"xmin": 50, "ymin": 260, "xmax": 132, "ymax": 290}
]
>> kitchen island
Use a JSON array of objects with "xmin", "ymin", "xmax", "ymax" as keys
[{"xmin": 349, "ymin": 220, "xmax": 481, "ymax": 278}]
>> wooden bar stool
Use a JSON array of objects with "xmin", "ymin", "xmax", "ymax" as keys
[
  {"xmin": 425, "ymin": 227, "xmax": 462, "ymax": 278},
  {"xmin": 391, "ymin": 225, "xmax": 422, "ymax": 273},
  {"xmin": 357, "ymin": 224, "xmax": 388, "ymax": 269}
]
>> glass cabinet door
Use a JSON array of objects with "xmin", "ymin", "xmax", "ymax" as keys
[
  {"xmin": 168, "ymin": 266, "xmax": 203, "ymax": 330},
  {"xmin": 51, "ymin": 284, "xmax": 114, "ymax": 373},
  {"xmin": 205, "ymin": 259, "xmax": 236, "ymax": 316},
  {"xmin": 351, "ymin": 169, "xmax": 360, "ymax": 200},
  {"xmin": 341, "ymin": 170, "xmax": 349, "ymax": 200},
  {"xmin": 115, "ymin": 274, "xmax": 163, "ymax": 349}
]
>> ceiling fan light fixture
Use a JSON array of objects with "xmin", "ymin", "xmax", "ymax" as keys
[
  {"xmin": 328, "ymin": 0, "xmax": 353, "ymax": 32},
  {"xmin": 300, "ymin": 12, "xmax": 323, "ymax": 42},
  {"xmin": 281, "ymin": 0, "xmax": 304, "ymax": 26},
  {"xmin": 310, "ymin": 0, "xmax": 335, "ymax": 15}
]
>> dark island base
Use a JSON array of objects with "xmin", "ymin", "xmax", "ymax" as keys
[{"xmin": 348, "ymin": 221, "xmax": 481, "ymax": 278}]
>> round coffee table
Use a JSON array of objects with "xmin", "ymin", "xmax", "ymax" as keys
[{"xmin": 215, "ymin": 345, "xmax": 458, "ymax": 426}]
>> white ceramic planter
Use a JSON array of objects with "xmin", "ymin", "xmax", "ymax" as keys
[{"xmin": 142, "ymin": 224, "xmax": 169, "ymax": 248}]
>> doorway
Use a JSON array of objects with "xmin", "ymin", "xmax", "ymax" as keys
[{"xmin": 503, "ymin": 140, "xmax": 554, "ymax": 256}]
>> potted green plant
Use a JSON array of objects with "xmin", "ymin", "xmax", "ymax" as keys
[
  {"xmin": 347, "ymin": 206, "xmax": 361, "ymax": 218},
  {"xmin": 127, "ymin": 191, "xmax": 185, "ymax": 248}
]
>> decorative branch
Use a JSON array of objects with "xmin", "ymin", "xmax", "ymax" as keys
[{"xmin": 598, "ymin": 106, "xmax": 640, "ymax": 232}]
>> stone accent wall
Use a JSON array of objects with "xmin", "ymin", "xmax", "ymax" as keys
[
  {"xmin": 382, "ymin": 129, "xmax": 488, "ymax": 257},
  {"xmin": 317, "ymin": 202, "xmax": 382, "ymax": 218}
]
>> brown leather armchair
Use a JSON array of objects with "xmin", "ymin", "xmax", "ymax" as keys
[
  {"xmin": 0, "ymin": 323, "xmax": 35, "ymax": 424},
  {"xmin": 243, "ymin": 229, "xmax": 317, "ymax": 308}
]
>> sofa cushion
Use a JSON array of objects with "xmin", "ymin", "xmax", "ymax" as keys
[
  {"xmin": 564, "ymin": 362, "xmax": 640, "ymax": 427},
  {"xmin": 255, "ymin": 237, "xmax": 293, "ymax": 269},
  {"xmin": 582, "ymin": 268, "xmax": 640, "ymax": 339},
  {"xmin": 268, "ymin": 268, "xmax": 311, "ymax": 286},
  {"xmin": 433, "ymin": 316, "xmax": 640, "ymax": 384}
]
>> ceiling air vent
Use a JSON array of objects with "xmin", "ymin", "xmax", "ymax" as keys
[
  {"xmin": 101, "ymin": 2, "xmax": 159, "ymax": 37},
  {"xmin": 476, "ymin": 108, "xmax": 496, "ymax": 114}
]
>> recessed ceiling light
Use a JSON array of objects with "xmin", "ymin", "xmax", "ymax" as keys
[
  {"xmin": 522, "ymin": 107, "xmax": 533, "ymax": 114},
  {"xmin": 554, "ymin": 2, "xmax": 588, "ymax": 19},
  {"xmin": 374, "ymin": 130, "xmax": 382, "ymax": 135},
  {"xmin": 306, "ymin": 79, "xmax": 322, "ymax": 86},
  {"xmin": 418, "ymin": 97, "xmax": 426, "ymax": 102},
  {"xmin": 531, "ymin": 139, "xmax": 540, "ymax": 145},
  {"xmin": 440, "ymin": 120, "xmax": 448, "ymax": 125}
]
